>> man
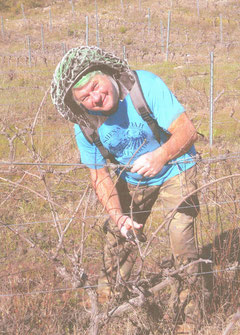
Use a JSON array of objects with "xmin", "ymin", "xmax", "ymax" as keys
[{"xmin": 51, "ymin": 46, "xmax": 201, "ymax": 331}]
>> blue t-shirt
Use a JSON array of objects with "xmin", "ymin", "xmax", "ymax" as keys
[{"xmin": 74, "ymin": 70, "xmax": 196, "ymax": 186}]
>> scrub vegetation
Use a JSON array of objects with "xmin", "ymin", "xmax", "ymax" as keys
[{"xmin": 0, "ymin": 0, "xmax": 240, "ymax": 334}]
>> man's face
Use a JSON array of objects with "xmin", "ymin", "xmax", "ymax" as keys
[{"xmin": 72, "ymin": 74, "xmax": 119, "ymax": 114}]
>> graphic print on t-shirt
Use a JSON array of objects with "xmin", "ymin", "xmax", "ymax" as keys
[{"xmin": 102, "ymin": 122, "xmax": 148, "ymax": 158}]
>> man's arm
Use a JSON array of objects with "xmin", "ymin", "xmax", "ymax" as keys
[
  {"xmin": 89, "ymin": 167, "xmax": 142, "ymax": 237},
  {"xmin": 131, "ymin": 112, "xmax": 197, "ymax": 178}
]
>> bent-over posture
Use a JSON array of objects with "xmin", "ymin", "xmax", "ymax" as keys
[{"xmin": 51, "ymin": 46, "xmax": 204, "ymax": 332}]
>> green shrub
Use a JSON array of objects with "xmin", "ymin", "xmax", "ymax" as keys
[{"xmin": 119, "ymin": 26, "xmax": 127, "ymax": 34}]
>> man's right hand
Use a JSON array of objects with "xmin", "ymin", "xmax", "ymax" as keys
[{"xmin": 117, "ymin": 215, "xmax": 143, "ymax": 240}]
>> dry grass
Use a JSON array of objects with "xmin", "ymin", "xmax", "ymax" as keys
[{"xmin": 0, "ymin": 0, "xmax": 240, "ymax": 334}]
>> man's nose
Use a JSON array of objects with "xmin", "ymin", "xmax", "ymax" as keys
[{"xmin": 90, "ymin": 91, "xmax": 102, "ymax": 105}]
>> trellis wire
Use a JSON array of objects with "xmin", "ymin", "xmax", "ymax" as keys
[
  {"xmin": 210, "ymin": 51, "xmax": 214, "ymax": 147},
  {"xmin": 0, "ymin": 264, "xmax": 239, "ymax": 298},
  {"xmin": 1, "ymin": 151, "xmax": 240, "ymax": 168},
  {"xmin": 166, "ymin": 10, "xmax": 171, "ymax": 61},
  {"xmin": 1, "ymin": 38, "xmax": 240, "ymax": 63},
  {"xmin": 85, "ymin": 15, "xmax": 89, "ymax": 46},
  {"xmin": 1, "ymin": 196, "xmax": 239, "ymax": 229}
]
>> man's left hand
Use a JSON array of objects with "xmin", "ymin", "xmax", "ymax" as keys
[
  {"xmin": 131, "ymin": 151, "xmax": 164, "ymax": 178},
  {"xmin": 131, "ymin": 113, "xmax": 198, "ymax": 178}
]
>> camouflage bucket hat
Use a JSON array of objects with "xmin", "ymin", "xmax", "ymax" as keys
[{"xmin": 51, "ymin": 46, "xmax": 131, "ymax": 124}]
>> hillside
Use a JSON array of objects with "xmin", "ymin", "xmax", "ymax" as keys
[{"xmin": 0, "ymin": 0, "xmax": 240, "ymax": 334}]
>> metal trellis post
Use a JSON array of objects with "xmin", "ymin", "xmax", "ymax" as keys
[
  {"xmin": 41, "ymin": 24, "xmax": 45, "ymax": 53},
  {"xmin": 49, "ymin": 7, "xmax": 52, "ymax": 31},
  {"xmin": 196, "ymin": 0, "xmax": 200, "ymax": 17},
  {"xmin": 95, "ymin": 0, "xmax": 99, "ymax": 47},
  {"xmin": 160, "ymin": 20, "xmax": 164, "ymax": 53},
  {"xmin": 210, "ymin": 51, "xmax": 214, "ymax": 147},
  {"xmin": 27, "ymin": 36, "xmax": 32, "ymax": 67},
  {"xmin": 120, "ymin": 0, "xmax": 124, "ymax": 14},
  {"xmin": 86, "ymin": 16, "xmax": 89, "ymax": 46},
  {"xmin": 220, "ymin": 14, "xmax": 223, "ymax": 44},
  {"xmin": 148, "ymin": 8, "xmax": 151, "ymax": 34},
  {"xmin": 1, "ymin": 16, "xmax": 4, "ymax": 38},
  {"xmin": 166, "ymin": 11, "xmax": 171, "ymax": 61},
  {"xmin": 21, "ymin": 4, "xmax": 26, "ymax": 21},
  {"xmin": 123, "ymin": 45, "xmax": 126, "ymax": 60},
  {"xmin": 70, "ymin": 0, "xmax": 75, "ymax": 18},
  {"xmin": 62, "ymin": 43, "xmax": 66, "ymax": 56}
]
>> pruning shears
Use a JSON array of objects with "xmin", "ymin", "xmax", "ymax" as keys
[{"xmin": 126, "ymin": 229, "xmax": 147, "ymax": 244}]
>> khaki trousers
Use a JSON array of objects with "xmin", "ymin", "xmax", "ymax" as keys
[{"xmin": 98, "ymin": 166, "xmax": 200, "ymax": 294}]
